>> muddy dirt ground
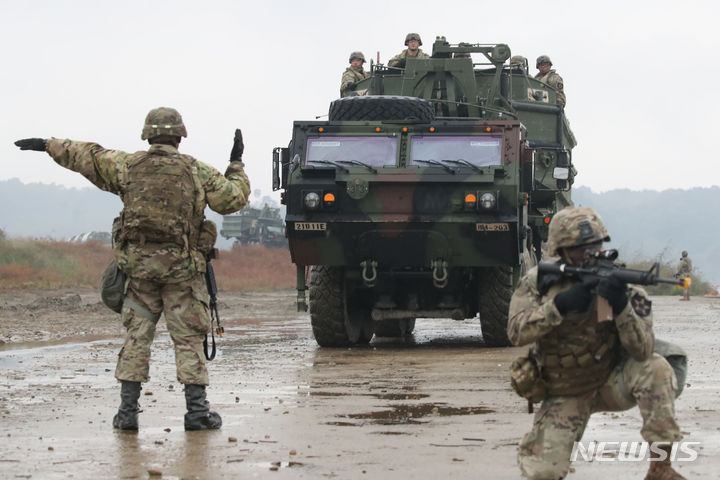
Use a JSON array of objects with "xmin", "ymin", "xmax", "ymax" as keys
[{"xmin": 1, "ymin": 288, "xmax": 719, "ymax": 479}]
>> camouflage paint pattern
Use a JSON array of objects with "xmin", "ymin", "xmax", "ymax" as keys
[
  {"xmin": 340, "ymin": 67, "xmax": 371, "ymax": 97},
  {"xmin": 545, "ymin": 206, "xmax": 610, "ymax": 257},
  {"xmin": 387, "ymin": 48, "xmax": 430, "ymax": 67},
  {"xmin": 518, "ymin": 354, "xmax": 682, "ymax": 479},
  {"xmin": 116, "ymin": 274, "xmax": 211, "ymax": 385}
]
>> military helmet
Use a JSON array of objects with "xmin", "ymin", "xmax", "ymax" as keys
[
  {"xmin": 546, "ymin": 206, "xmax": 611, "ymax": 257},
  {"xmin": 405, "ymin": 33, "xmax": 422, "ymax": 46},
  {"xmin": 510, "ymin": 55, "xmax": 527, "ymax": 66},
  {"xmin": 681, "ymin": 250, "xmax": 688, "ymax": 257},
  {"xmin": 349, "ymin": 51, "xmax": 366, "ymax": 63},
  {"xmin": 141, "ymin": 107, "xmax": 187, "ymax": 141},
  {"xmin": 536, "ymin": 55, "xmax": 552, "ymax": 67}
]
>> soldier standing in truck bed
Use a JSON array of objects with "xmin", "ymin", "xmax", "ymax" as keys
[
  {"xmin": 15, "ymin": 107, "xmax": 251, "ymax": 431},
  {"xmin": 534, "ymin": 55, "xmax": 566, "ymax": 107},
  {"xmin": 387, "ymin": 33, "xmax": 430, "ymax": 68},
  {"xmin": 340, "ymin": 51, "xmax": 371, "ymax": 97}
]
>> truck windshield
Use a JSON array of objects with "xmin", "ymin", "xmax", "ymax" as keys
[
  {"xmin": 409, "ymin": 136, "xmax": 502, "ymax": 167},
  {"xmin": 306, "ymin": 136, "xmax": 398, "ymax": 168}
]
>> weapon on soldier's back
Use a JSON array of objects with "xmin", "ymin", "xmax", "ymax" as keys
[
  {"xmin": 538, "ymin": 249, "xmax": 690, "ymax": 321},
  {"xmin": 229, "ymin": 128, "xmax": 244, "ymax": 162}
]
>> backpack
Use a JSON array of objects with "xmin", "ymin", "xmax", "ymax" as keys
[{"xmin": 120, "ymin": 151, "xmax": 199, "ymax": 248}]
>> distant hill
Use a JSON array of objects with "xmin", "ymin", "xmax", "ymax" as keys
[
  {"xmin": 1, "ymin": 179, "xmax": 718, "ymax": 282},
  {"xmin": 573, "ymin": 186, "xmax": 720, "ymax": 283}
]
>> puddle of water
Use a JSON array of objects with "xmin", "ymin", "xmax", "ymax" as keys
[{"xmin": 337, "ymin": 403, "xmax": 495, "ymax": 425}]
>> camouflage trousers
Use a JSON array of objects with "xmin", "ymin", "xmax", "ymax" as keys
[
  {"xmin": 114, "ymin": 273, "xmax": 211, "ymax": 385},
  {"xmin": 518, "ymin": 353, "xmax": 682, "ymax": 480}
]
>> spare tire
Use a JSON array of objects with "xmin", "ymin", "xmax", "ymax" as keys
[{"xmin": 329, "ymin": 95, "xmax": 434, "ymax": 122}]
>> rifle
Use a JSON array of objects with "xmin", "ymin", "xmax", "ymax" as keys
[
  {"xmin": 538, "ymin": 249, "xmax": 690, "ymax": 321},
  {"xmin": 203, "ymin": 253, "xmax": 224, "ymax": 360}
]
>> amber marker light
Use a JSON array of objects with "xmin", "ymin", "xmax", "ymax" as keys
[
  {"xmin": 544, "ymin": 216, "xmax": 551, "ymax": 224},
  {"xmin": 402, "ymin": 127, "xmax": 408, "ymax": 133},
  {"xmin": 323, "ymin": 192, "xmax": 335, "ymax": 203},
  {"xmin": 464, "ymin": 193, "xmax": 477, "ymax": 206},
  {"xmin": 375, "ymin": 127, "xmax": 382, "ymax": 132},
  {"xmin": 318, "ymin": 127, "xmax": 324, "ymax": 133},
  {"xmin": 485, "ymin": 127, "xmax": 492, "ymax": 132},
  {"xmin": 429, "ymin": 126, "xmax": 436, "ymax": 132}
]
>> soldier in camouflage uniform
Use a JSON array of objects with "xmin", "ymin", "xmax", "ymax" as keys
[
  {"xmin": 508, "ymin": 206, "xmax": 686, "ymax": 480},
  {"xmin": 15, "ymin": 107, "xmax": 251, "ymax": 431},
  {"xmin": 675, "ymin": 251, "xmax": 692, "ymax": 301},
  {"xmin": 340, "ymin": 51, "xmax": 371, "ymax": 97},
  {"xmin": 510, "ymin": 55, "xmax": 529, "ymax": 74},
  {"xmin": 534, "ymin": 55, "xmax": 566, "ymax": 107},
  {"xmin": 387, "ymin": 33, "xmax": 430, "ymax": 68}
]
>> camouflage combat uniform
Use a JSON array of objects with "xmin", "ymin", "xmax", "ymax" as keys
[
  {"xmin": 340, "ymin": 66, "xmax": 370, "ymax": 97},
  {"xmin": 508, "ymin": 206, "xmax": 683, "ymax": 480},
  {"xmin": 45, "ymin": 138, "xmax": 250, "ymax": 385},
  {"xmin": 676, "ymin": 252, "xmax": 692, "ymax": 300},
  {"xmin": 387, "ymin": 48, "xmax": 430, "ymax": 68},
  {"xmin": 534, "ymin": 69, "xmax": 566, "ymax": 107}
]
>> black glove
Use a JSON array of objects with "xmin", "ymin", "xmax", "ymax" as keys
[
  {"xmin": 597, "ymin": 275, "xmax": 628, "ymax": 315},
  {"xmin": 15, "ymin": 138, "xmax": 47, "ymax": 151},
  {"xmin": 345, "ymin": 81, "xmax": 357, "ymax": 90},
  {"xmin": 553, "ymin": 277, "xmax": 599, "ymax": 315},
  {"xmin": 229, "ymin": 129, "xmax": 244, "ymax": 163}
]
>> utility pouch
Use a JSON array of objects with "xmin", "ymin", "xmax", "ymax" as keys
[
  {"xmin": 100, "ymin": 258, "xmax": 127, "ymax": 314},
  {"xmin": 510, "ymin": 349, "xmax": 547, "ymax": 412},
  {"xmin": 654, "ymin": 338, "xmax": 688, "ymax": 399}
]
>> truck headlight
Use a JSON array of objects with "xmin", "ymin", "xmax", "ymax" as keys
[
  {"xmin": 479, "ymin": 193, "xmax": 496, "ymax": 210},
  {"xmin": 304, "ymin": 192, "xmax": 320, "ymax": 209}
]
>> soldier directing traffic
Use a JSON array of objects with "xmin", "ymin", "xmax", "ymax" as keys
[
  {"xmin": 508, "ymin": 206, "xmax": 686, "ymax": 480},
  {"xmin": 535, "ymin": 55, "xmax": 566, "ymax": 107},
  {"xmin": 14, "ymin": 107, "xmax": 251, "ymax": 431},
  {"xmin": 340, "ymin": 51, "xmax": 371, "ymax": 97},
  {"xmin": 387, "ymin": 32, "xmax": 430, "ymax": 68}
]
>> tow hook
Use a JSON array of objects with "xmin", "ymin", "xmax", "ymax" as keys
[
  {"xmin": 431, "ymin": 259, "xmax": 448, "ymax": 288},
  {"xmin": 361, "ymin": 260, "xmax": 378, "ymax": 287}
]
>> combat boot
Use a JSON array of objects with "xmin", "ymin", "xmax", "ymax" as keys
[
  {"xmin": 184, "ymin": 384, "xmax": 222, "ymax": 431},
  {"xmin": 113, "ymin": 380, "xmax": 141, "ymax": 430},
  {"xmin": 644, "ymin": 445, "xmax": 686, "ymax": 480}
]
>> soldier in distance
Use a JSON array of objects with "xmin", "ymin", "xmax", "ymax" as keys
[
  {"xmin": 387, "ymin": 32, "xmax": 430, "ymax": 69},
  {"xmin": 508, "ymin": 206, "xmax": 686, "ymax": 480},
  {"xmin": 675, "ymin": 251, "xmax": 692, "ymax": 301},
  {"xmin": 15, "ymin": 107, "xmax": 251, "ymax": 431}
]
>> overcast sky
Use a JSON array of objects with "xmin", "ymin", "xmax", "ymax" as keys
[{"xmin": 2, "ymin": 0, "xmax": 718, "ymax": 198}]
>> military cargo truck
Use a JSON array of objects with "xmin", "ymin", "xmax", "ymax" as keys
[
  {"xmin": 220, "ymin": 204, "xmax": 287, "ymax": 248},
  {"xmin": 272, "ymin": 37, "xmax": 575, "ymax": 347}
]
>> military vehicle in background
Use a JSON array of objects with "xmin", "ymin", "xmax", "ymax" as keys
[
  {"xmin": 220, "ymin": 204, "xmax": 286, "ymax": 248},
  {"xmin": 68, "ymin": 231, "xmax": 112, "ymax": 245},
  {"xmin": 272, "ymin": 37, "xmax": 575, "ymax": 347}
]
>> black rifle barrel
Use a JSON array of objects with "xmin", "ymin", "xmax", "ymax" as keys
[{"xmin": 538, "ymin": 262, "xmax": 684, "ymax": 287}]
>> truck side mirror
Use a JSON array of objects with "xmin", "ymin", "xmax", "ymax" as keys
[
  {"xmin": 552, "ymin": 167, "xmax": 569, "ymax": 180},
  {"xmin": 272, "ymin": 148, "xmax": 281, "ymax": 191}
]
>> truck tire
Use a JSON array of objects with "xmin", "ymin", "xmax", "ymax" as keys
[
  {"xmin": 328, "ymin": 95, "xmax": 435, "ymax": 122},
  {"xmin": 478, "ymin": 267, "xmax": 513, "ymax": 347},
  {"xmin": 309, "ymin": 266, "xmax": 373, "ymax": 347},
  {"xmin": 374, "ymin": 318, "xmax": 416, "ymax": 338}
]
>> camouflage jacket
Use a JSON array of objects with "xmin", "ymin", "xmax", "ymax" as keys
[
  {"xmin": 340, "ymin": 67, "xmax": 370, "ymax": 97},
  {"xmin": 676, "ymin": 257, "xmax": 692, "ymax": 276},
  {"xmin": 534, "ymin": 69, "xmax": 566, "ymax": 107},
  {"xmin": 45, "ymin": 139, "xmax": 250, "ymax": 283},
  {"xmin": 387, "ymin": 49, "xmax": 430, "ymax": 68},
  {"xmin": 508, "ymin": 265, "xmax": 655, "ymax": 395}
]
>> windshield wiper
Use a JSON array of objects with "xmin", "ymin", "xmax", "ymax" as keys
[
  {"xmin": 337, "ymin": 159, "xmax": 378, "ymax": 174},
  {"xmin": 414, "ymin": 159, "xmax": 456, "ymax": 174},
  {"xmin": 306, "ymin": 159, "xmax": 350, "ymax": 173},
  {"xmin": 444, "ymin": 159, "xmax": 483, "ymax": 173}
]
